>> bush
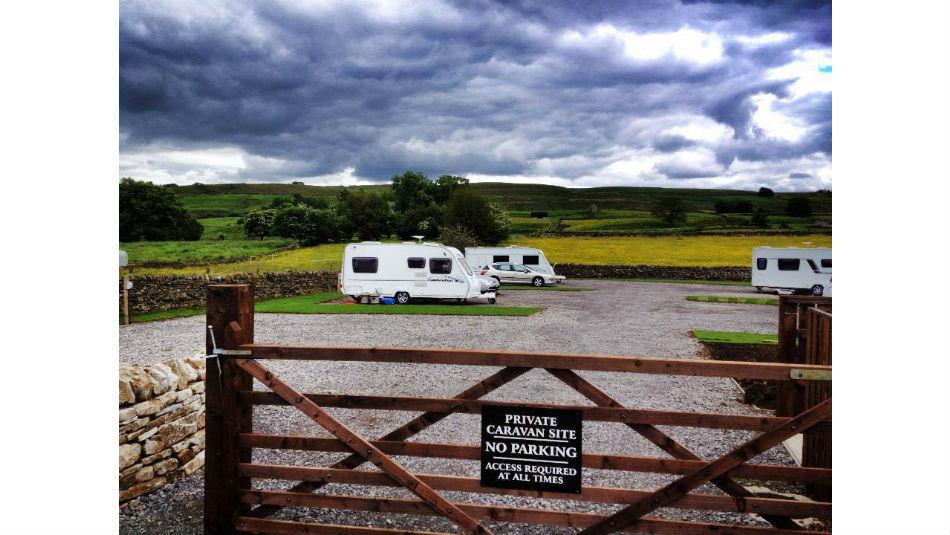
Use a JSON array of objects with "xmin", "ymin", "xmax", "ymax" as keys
[
  {"xmin": 119, "ymin": 177, "xmax": 204, "ymax": 241},
  {"xmin": 271, "ymin": 204, "xmax": 341, "ymax": 245},
  {"xmin": 785, "ymin": 197, "xmax": 813, "ymax": 217},
  {"xmin": 241, "ymin": 208, "xmax": 276, "ymax": 240},
  {"xmin": 530, "ymin": 211, "xmax": 548, "ymax": 218},
  {"xmin": 650, "ymin": 197, "xmax": 687, "ymax": 226},
  {"xmin": 758, "ymin": 187, "xmax": 775, "ymax": 197},
  {"xmin": 751, "ymin": 208, "xmax": 769, "ymax": 227}
]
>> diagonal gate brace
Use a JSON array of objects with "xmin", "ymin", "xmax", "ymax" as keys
[
  {"xmin": 233, "ymin": 357, "xmax": 493, "ymax": 535},
  {"xmin": 578, "ymin": 398, "xmax": 832, "ymax": 535},
  {"xmin": 249, "ymin": 366, "xmax": 532, "ymax": 519},
  {"xmin": 546, "ymin": 368, "xmax": 803, "ymax": 531}
]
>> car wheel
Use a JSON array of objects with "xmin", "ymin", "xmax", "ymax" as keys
[
  {"xmin": 394, "ymin": 292, "xmax": 411, "ymax": 305},
  {"xmin": 488, "ymin": 298, "xmax": 496, "ymax": 304},
  {"xmin": 811, "ymin": 285, "xmax": 824, "ymax": 296},
  {"xmin": 532, "ymin": 276, "xmax": 544, "ymax": 287}
]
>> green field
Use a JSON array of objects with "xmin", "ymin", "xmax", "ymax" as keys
[
  {"xmin": 131, "ymin": 234, "xmax": 830, "ymax": 276},
  {"xmin": 692, "ymin": 330, "xmax": 778, "ymax": 345},
  {"xmin": 686, "ymin": 295, "xmax": 779, "ymax": 305},
  {"xmin": 173, "ymin": 182, "xmax": 832, "ymax": 217}
]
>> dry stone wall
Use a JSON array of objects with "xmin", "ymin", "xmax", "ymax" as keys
[
  {"xmin": 119, "ymin": 357, "xmax": 206, "ymax": 502},
  {"xmin": 556, "ymin": 264, "xmax": 750, "ymax": 281},
  {"xmin": 120, "ymin": 271, "xmax": 338, "ymax": 313}
]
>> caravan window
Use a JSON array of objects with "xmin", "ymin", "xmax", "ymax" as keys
[
  {"xmin": 429, "ymin": 258, "xmax": 452, "ymax": 274},
  {"xmin": 522, "ymin": 255, "xmax": 540, "ymax": 265},
  {"xmin": 407, "ymin": 257, "xmax": 425, "ymax": 269},
  {"xmin": 821, "ymin": 259, "xmax": 832, "ymax": 268},
  {"xmin": 352, "ymin": 257, "xmax": 378, "ymax": 273},
  {"xmin": 492, "ymin": 255, "xmax": 509, "ymax": 263},
  {"xmin": 806, "ymin": 259, "xmax": 820, "ymax": 273},
  {"xmin": 756, "ymin": 258, "xmax": 767, "ymax": 270},
  {"xmin": 777, "ymin": 259, "xmax": 800, "ymax": 271}
]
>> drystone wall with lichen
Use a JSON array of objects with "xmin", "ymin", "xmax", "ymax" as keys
[{"xmin": 119, "ymin": 357, "xmax": 206, "ymax": 502}]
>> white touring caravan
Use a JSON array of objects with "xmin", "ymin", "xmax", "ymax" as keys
[
  {"xmin": 340, "ymin": 242, "xmax": 495, "ymax": 304},
  {"xmin": 752, "ymin": 247, "xmax": 832, "ymax": 296},
  {"xmin": 464, "ymin": 246, "xmax": 566, "ymax": 282}
]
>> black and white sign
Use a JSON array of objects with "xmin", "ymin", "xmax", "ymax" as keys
[{"xmin": 480, "ymin": 405, "xmax": 582, "ymax": 493}]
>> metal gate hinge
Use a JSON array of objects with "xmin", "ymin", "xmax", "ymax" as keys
[
  {"xmin": 213, "ymin": 349, "xmax": 253, "ymax": 356},
  {"xmin": 790, "ymin": 368, "xmax": 832, "ymax": 381}
]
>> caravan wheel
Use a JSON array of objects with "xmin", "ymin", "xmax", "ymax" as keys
[
  {"xmin": 394, "ymin": 292, "xmax": 411, "ymax": 305},
  {"xmin": 811, "ymin": 285, "xmax": 824, "ymax": 296}
]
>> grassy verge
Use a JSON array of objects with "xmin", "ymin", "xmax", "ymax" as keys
[
  {"xmin": 603, "ymin": 278, "xmax": 749, "ymax": 286},
  {"xmin": 258, "ymin": 293, "xmax": 541, "ymax": 316},
  {"xmin": 692, "ymin": 330, "xmax": 778, "ymax": 345},
  {"xmin": 687, "ymin": 295, "xmax": 778, "ymax": 305},
  {"xmin": 120, "ymin": 307, "xmax": 204, "ymax": 324}
]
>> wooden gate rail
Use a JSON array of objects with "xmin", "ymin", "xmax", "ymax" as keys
[
  {"xmin": 237, "ymin": 465, "xmax": 831, "ymax": 518},
  {"xmin": 240, "ymin": 392, "xmax": 830, "ymax": 431},
  {"xmin": 204, "ymin": 285, "xmax": 832, "ymax": 535},
  {"xmin": 238, "ymin": 434, "xmax": 830, "ymax": 482}
]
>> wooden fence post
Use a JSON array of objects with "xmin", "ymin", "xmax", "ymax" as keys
[
  {"xmin": 204, "ymin": 285, "xmax": 254, "ymax": 535},
  {"xmin": 803, "ymin": 307, "xmax": 832, "ymax": 501},
  {"xmin": 775, "ymin": 296, "xmax": 802, "ymax": 417}
]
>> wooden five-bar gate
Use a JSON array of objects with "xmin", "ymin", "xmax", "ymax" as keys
[{"xmin": 204, "ymin": 285, "xmax": 832, "ymax": 535}]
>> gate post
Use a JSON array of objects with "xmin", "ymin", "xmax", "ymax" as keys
[
  {"xmin": 774, "ymin": 296, "xmax": 803, "ymax": 417},
  {"xmin": 204, "ymin": 285, "xmax": 254, "ymax": 535}
]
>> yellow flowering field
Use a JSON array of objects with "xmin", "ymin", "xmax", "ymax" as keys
[
  {"xmin": 131, "ymin": 234, "xmax": 831, "ymax": 275},
  {"xmin": 510, "ymin": 234, "xmax": 831, "ymax": 266}
]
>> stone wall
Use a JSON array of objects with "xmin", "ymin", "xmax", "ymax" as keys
[
  {"xmin": 121, "ymin": 271, "xmax": 338, "ymax": 313},
  {"xmin": 120, "ymin": 264, "xmax": 750, "ymax": 314},
  {"xmin": 119, "ymin": 357, "xmax": 206, "ymax": 502},
  {"xmin": 556, "ymin": 264, "xmax": 751, "ymax": 281}
]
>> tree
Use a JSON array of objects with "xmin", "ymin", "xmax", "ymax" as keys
[
  {"xmin": 271, "ymin": 204, "xmax": 341, "ymax": 245},
  {"xmin": 390, "ymin": 171, "xmax": 445, "ymax": 239},
  {"xmin": 438, "ymin": 223, "xmax": 479, "ymax": 250},
  {"xmin": 119, "ymin": 177, "xmax": 203, "ymax": 241},
  {"xmin": 292, "ymin": 193, "xmax": 330, "ymax": 209},
  {"xmin": 444, "ymin": 188, "xmax": 511, "ymax": 244},
  {"xmin": 337, "ymin": 189, "xmax": 394, "ymax": 241},
  {"xmin": 241, "ymin": 209, "xmax": 276, "ymax": 240},
  {"xmin": 785, "ymin": 197, "xmax": 813, "ymax": 217},
  {"xmin": 751, "ymin": 208, "xmax": 769, "ymax": 228},
  {"xmin": 735, "ymin": 200, "xmax": 754, "ymax": 213},
  {"xmin": 758, "ymin": 187, "xmax": 775, "ymax": 197},
  {"xmin": 650, "ymin": 197, "xmax": 687, "ymax": 226}
]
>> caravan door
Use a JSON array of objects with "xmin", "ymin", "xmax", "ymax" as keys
[{"xmin": 426, "ymin": 256, "xmax": 465, "ymax": 298}]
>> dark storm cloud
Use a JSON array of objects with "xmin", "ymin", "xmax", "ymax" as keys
[{"xmin": 120, "ymin": 0, "xmax": 831, "ymax": 188}]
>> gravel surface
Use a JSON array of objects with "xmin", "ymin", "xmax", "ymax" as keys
[{"xmin": 120, "ymin": 280, "xmax": 795, "ymax": 535}]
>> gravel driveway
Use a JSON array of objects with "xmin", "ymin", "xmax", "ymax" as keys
[{"xmin": 120, "ymin": 280, "xmax": 794, "ymax": 535}]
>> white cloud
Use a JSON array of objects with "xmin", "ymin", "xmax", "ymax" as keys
[
  {"xmin": 767, "ymin": 48, "xmax": 832, "ymax": 98},
  {"xmin": 750, "ymin": 93, "xmax": 807, "ymax": 141},
  {"xmin": 735, "ymin": 32, "xmax": 792, "ymax": 47},
  {"xmin": 560, "ymin": 25, "xmax": 725, "ymax": 67}
]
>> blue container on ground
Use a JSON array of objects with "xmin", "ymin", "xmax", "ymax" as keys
[{"xmin": 379, "ymin": 297, "xmax": 396, "ymax": 305}]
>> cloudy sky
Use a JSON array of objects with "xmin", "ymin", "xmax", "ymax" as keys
[{"xmin": 119, "ymin": 0, "xmax": 831, "ymax": 190}]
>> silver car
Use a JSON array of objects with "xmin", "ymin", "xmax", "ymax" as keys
[{"xmin": 480, "ymin": 263, "xmax": 557, "ymax": 287}]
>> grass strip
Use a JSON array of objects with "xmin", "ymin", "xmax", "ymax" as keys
[
  {"xmin": 602, "ymin": 278, "xmax": 749, "ymax": 286},
  {"xmin": 686, "ymin": 295, "xmax": 778, "ymax": 305},
  {"xmin": 692, "ymin": 330, "xmax": 778, "ymax": 345},
  {"xmin": 256, "ymin": 293, "xmax": 541, "ymax": 316},
  {"xmin": 120, "ymin": 307, "xmax": 204, "ymax": 324}
]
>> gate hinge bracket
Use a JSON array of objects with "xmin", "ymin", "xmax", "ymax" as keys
[{"xmin": 790, "ymin": 368, "xmax": 832, "ymax": 381}]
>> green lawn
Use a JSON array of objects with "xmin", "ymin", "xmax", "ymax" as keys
[
  {"xmin": 120, "ymin": 307, "xmax": 204, "ymax": 324},
  {"xmin": 692, "ymin": 330, "xmax": 778, "ymax": 345},
  {"xmin": 256, "ymin": 293, "xmax": 541, "ymax": 316},
  {"xmin": 686, "ymin": 295, "xmax": 778, "ymax": 305},
  {"xmin": 604, "ymin": 278, "xmax": 750, "ymax": 286}
]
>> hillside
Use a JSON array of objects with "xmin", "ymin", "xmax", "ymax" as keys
[{"xmin": 173, "ymin": 182, "xmax": 831, "ymax": 218}]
